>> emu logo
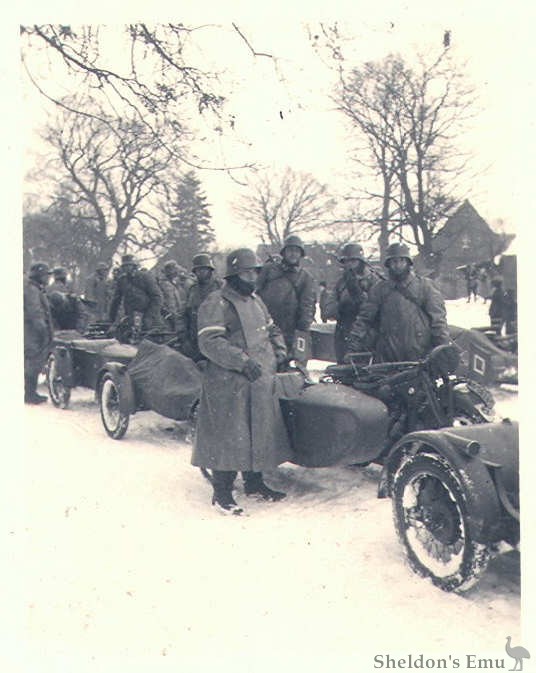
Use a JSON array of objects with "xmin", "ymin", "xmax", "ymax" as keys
[
  {"xmin": 296, "ymin": 336, "xmax": 306, "ymax": 352},
  {"xmin": 505, "ymin": 637, "xmax": 530, "ymax": 671}
]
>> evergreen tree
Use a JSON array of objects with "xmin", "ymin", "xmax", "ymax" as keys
[{"xmin": 162, "ymin": 171, "xmax": 215, "ymax": 268}]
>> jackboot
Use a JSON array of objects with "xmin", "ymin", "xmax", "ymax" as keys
[
  {"xmin": 211, "ymin": 471, "xmax": 243, "ymax": 515},
  {"xmin": 24, "ymin": 370, "xmax": 47, "ymax": 404},
  {"xmin": 243, "ymin": 471, "xmax": 286, "ymax": 502}
]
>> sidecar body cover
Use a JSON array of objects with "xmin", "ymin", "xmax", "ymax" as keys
[{"xmin": 280, "ymin": 383, "xmax": 389, "ymax": 467}]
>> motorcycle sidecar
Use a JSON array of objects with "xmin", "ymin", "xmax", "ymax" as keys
[
  {"xmin": 382, "ymin": 419, "xmax": 519, "ymax": 592},
  {"xmin": 46, "ymin": 329, "xmax": 137, "ymax": 409}
]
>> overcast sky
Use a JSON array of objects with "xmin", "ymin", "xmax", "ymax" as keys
[{"xmin": 14, "ymin": 2, "xmax": 536, "ymax": 251}]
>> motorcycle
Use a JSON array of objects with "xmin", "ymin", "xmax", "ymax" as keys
[{"xmin": 279, "ymin": 344, "xmax": 517, "ymax": 592}]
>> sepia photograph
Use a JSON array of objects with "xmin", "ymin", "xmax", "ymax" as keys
[{"xmin": 4, "ymin": 2, "xmax": 535, "ymax": 671}]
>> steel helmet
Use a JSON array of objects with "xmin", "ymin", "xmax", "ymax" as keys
[
  {"xmin": 29, "ymin": 261, "xmax": 52, "ymax": 277},
  {"xmin": 384, "ymin": 242, "xmax": 413, "ymax": 266},
  {"xmin": 163, "ymin": 259, "xmax": 186, "ymax": 275},
  {"xmin": 225, "ymin": 248, "xmax": 262, "ymax": 278},
  {"xmin": 52, "ymin": 266, "xmax": 68, "ymax": 280},
  {"xmin": 338, "ymin": 243, "xmax": 365, "ymax": 263},
  {"xmin": 280, "ymin": 235, "xmax": 305, "ymax": 257},
  {"xmin": 121, "ymin": 254, "xmax": 138, "ymax": 267},
  {"xmin": 191, "ymin": 253, "xmax": 215, "ymax": 271}
]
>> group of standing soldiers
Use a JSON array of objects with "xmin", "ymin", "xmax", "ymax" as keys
[{"xmin": 24, "ymin": 238, "xmax": 454, "ymax": 516}]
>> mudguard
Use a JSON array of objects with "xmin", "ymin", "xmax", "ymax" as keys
[
  {"xmin": 97, "ymin": 362, "xmax": 136, "ymax": 416},
  {"xmin": 53, "ymin": 345, "xmax": 75, "ymax": 388},
  {"xmin": 280, "ymin": 383, "xmax": 389, "ymax": 467},
  {"xmin": 381, "ymin": 419, "xmax": 519, "ymax": 543}
]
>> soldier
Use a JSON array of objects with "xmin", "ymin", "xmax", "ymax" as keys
[
  {"xmin": 256, "ymin": 235, "xmax": 316, "ymax": 363},
  {"xmin": 348, "ymin": 242, "xmax": 450, "ymax": 363},
  {"xmin": 24, "ymin": 262, "xmax": 53, "ymax": 404},
  {"xmin": 85, "ymin": 262, "xmax": 110, "ymax": 320},
  {"xmin": 193, "ymin": 248, "xmax": 290, "ymax": 514},
  {"xmin": 324, "ymin": 243, "xmax": 371, "ymax": 363},
  {"xmin": 48, "ymin": 266, "xmax": 70, "ymax": 293},
  {"xmin": 158, "ymin": 260, "xmax": 188, "ymax": 332},
  {"xmin": 108, "ymin": 254, "xmax": 164, "ymax": 332},
  {"xmin": 178, "ymin": 253, "xmax": 222, "ymax": 361},
  {"xmin": 464, "ymin": 263, "xmax": 479, "ymax": 303},
  {"xmin": 489, "ymin": 277, "xmax": 508, "ymax": 335},
  {"xmin": 47, "ymin": 267, "xmax": 87, "ymax": 332}
]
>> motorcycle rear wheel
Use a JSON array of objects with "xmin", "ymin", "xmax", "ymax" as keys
[{"xmin": 393, "ymin": 452, "xmax": 490, "ymax": 592}]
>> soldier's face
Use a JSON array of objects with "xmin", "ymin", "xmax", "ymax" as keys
[
  {"xmin": 237, "ymin": 269, "xmax": 258, "ymax": 284},
  {"xmin": 343, "ymin": 259, "xmax": 364, "ymax": 273},
  {"xmin": 194, "ymin": 267, "xmax": 212, "ymax": 283},
  {"xmin": 387, "ymin": 257, "xmax": 411, "ymax": 279},
  {"xmin": 283, "ymin": 246, "xmax": 302, "ymax": 266},
  {"xmin": 123, "ymin": 263, "xmax": 136, "ymax": 276}
]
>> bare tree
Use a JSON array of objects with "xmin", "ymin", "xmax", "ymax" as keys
[
  {"xmin": 234, "ymin": 168, "xmax": 339, "ymax": 247},
  {"xmin": 313, "ymin": 23, "xmax": 475, "ymax": 265},
  {"xmin": 20, "ymin": 25, "xmax": 225, "ymax": 125},
  {"xmin": 35, "ymin": 102, "xmax": 178, "ymax": 267}
]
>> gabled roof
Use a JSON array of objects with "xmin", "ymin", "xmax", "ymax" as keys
[{"xmin": 431, "ymin": 200, "xmax": 509, "ymax": 260}]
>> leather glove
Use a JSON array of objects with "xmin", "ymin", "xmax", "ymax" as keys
[
  {"xmin": 276, "ymin": 356, "xmax": 290, "ymax": 373},
  {"xmin": 242, "ymin": 358, "xmax": 263, "ymax": 382}
]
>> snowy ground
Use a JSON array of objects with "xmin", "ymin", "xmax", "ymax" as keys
[{"xmin": 6, "ymin": 297, "xmax": 525, "ymax": 673}]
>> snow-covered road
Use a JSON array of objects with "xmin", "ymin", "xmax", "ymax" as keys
[
  {"xmin": 7, "ymin": 382, "xmax": 520, "ymax": 672},
  {"xmin": 5, "ymin": 298, "xmax": 523, "ymax": 672}
]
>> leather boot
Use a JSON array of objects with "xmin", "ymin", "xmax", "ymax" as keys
[
  {"xmin": 243, "ymin": 471, "xmax": 286, "ymax": 502},
  {"xmin": 24, "ymin": 370, "xmax": 47, "ymax": 404},
  {"xmin": 212, "ymin": 471, "xmax": 243, "ymax": 515}
]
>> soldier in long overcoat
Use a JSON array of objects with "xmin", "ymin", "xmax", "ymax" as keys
[
  {"xmin": 108, "ymin": 255, "xmax": 163, "ymax": 332},
  {"xmin": 24, "ymin": 262, "xmax": 54, "ymax": 403},
  {"xmin": 192, "ymin": 248, "xmax": 290, "ymax": 514},
  {"xmin": 256, "ymin": 235, "xmax": 316, "ymax": 361},
  {"xmin": 324, "ymin": 243, "xmax": 372, "ymax": 363},
  {"xmin": 348, "ymin": 243, "xmax": 450, "ymax": 363}
]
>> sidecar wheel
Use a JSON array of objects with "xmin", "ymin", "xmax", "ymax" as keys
[
  {"xmin": 46, "ymin": 353, "xmax": 71, "ymax": 409},
  {"xmin": 392, "ymin": 453, "xmax": 490, "ymax": 592},
  {"xmin": 99, "ymin": 373, "xmax": 129, "ymax": 440}
]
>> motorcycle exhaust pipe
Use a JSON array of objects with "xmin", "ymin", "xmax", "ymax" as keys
[{"xmin": 441, "ymin": 431, "xmax": 481, "ymax": 458}]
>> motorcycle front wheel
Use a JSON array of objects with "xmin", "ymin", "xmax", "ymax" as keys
[
  {"xmin": 392, "ymin": 452, "xmax": 490, "ymax": 592},
  {"xmin": 99, "ymin": 373, "xmax": 130, "ymax": 440},
  {"xmin": 46, "ymin": 353, "xmax": 71, "ymax": 409}
]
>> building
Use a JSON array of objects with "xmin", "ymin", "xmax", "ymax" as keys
[{"xmin": 414, "ymin": 200, "xmax": 514, "ymax": 299}]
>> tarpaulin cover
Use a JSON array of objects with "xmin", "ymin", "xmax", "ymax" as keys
[{"xmin": 127, "ymin": 339, "xmax": 202, "ymax": 420}]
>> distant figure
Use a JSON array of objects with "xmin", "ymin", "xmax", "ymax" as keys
[
  {"xmin": 489, "ymin": 277, "xmax": 508, "ymax": 335},
  {"xmin": 464, "ymin": 264, "xmax": 479, "ymax": 302},
  {"xmin": 178, "ymin": 253, "xmax": 222, "ymax": 361},
  {"xmin": 478, "ymin": 266, "xmax": 490, "ymax": 303},
  {"xmin": 317, "ymin": 280, "xmax": 329, "ymax": 323},
  {"xmin": 108, "ymin": 254, "xmax": 164, "ymax": 332},
  {"xmin": 24, "ymin": 262, "xmax": 53, "ymax": 404},
  {"xmin": 257, "ymin": 235, "xmax": 316, "ymax": 364},
  {"xmin": 324, "ymin": 243, "xmax": 372, "ymax": 363},
  {"xmin": 504, "ymin": 288, "xmax": 517, "ymax": 335},
  {"xmin": 85, "ymin": 262, "xmax": 110, "ymax": 320}
]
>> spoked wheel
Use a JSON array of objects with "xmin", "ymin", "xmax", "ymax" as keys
[
  {"xmin": 392, "ymin": 453, "xmax": 490, "ymax": 592},
  {"xmin": 46, "ymin": 353, "xmax": 71, "ymax": 409},
  {"xmin": 99, "ymin": 373, "xmax": 129, "ymax": 439}
]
